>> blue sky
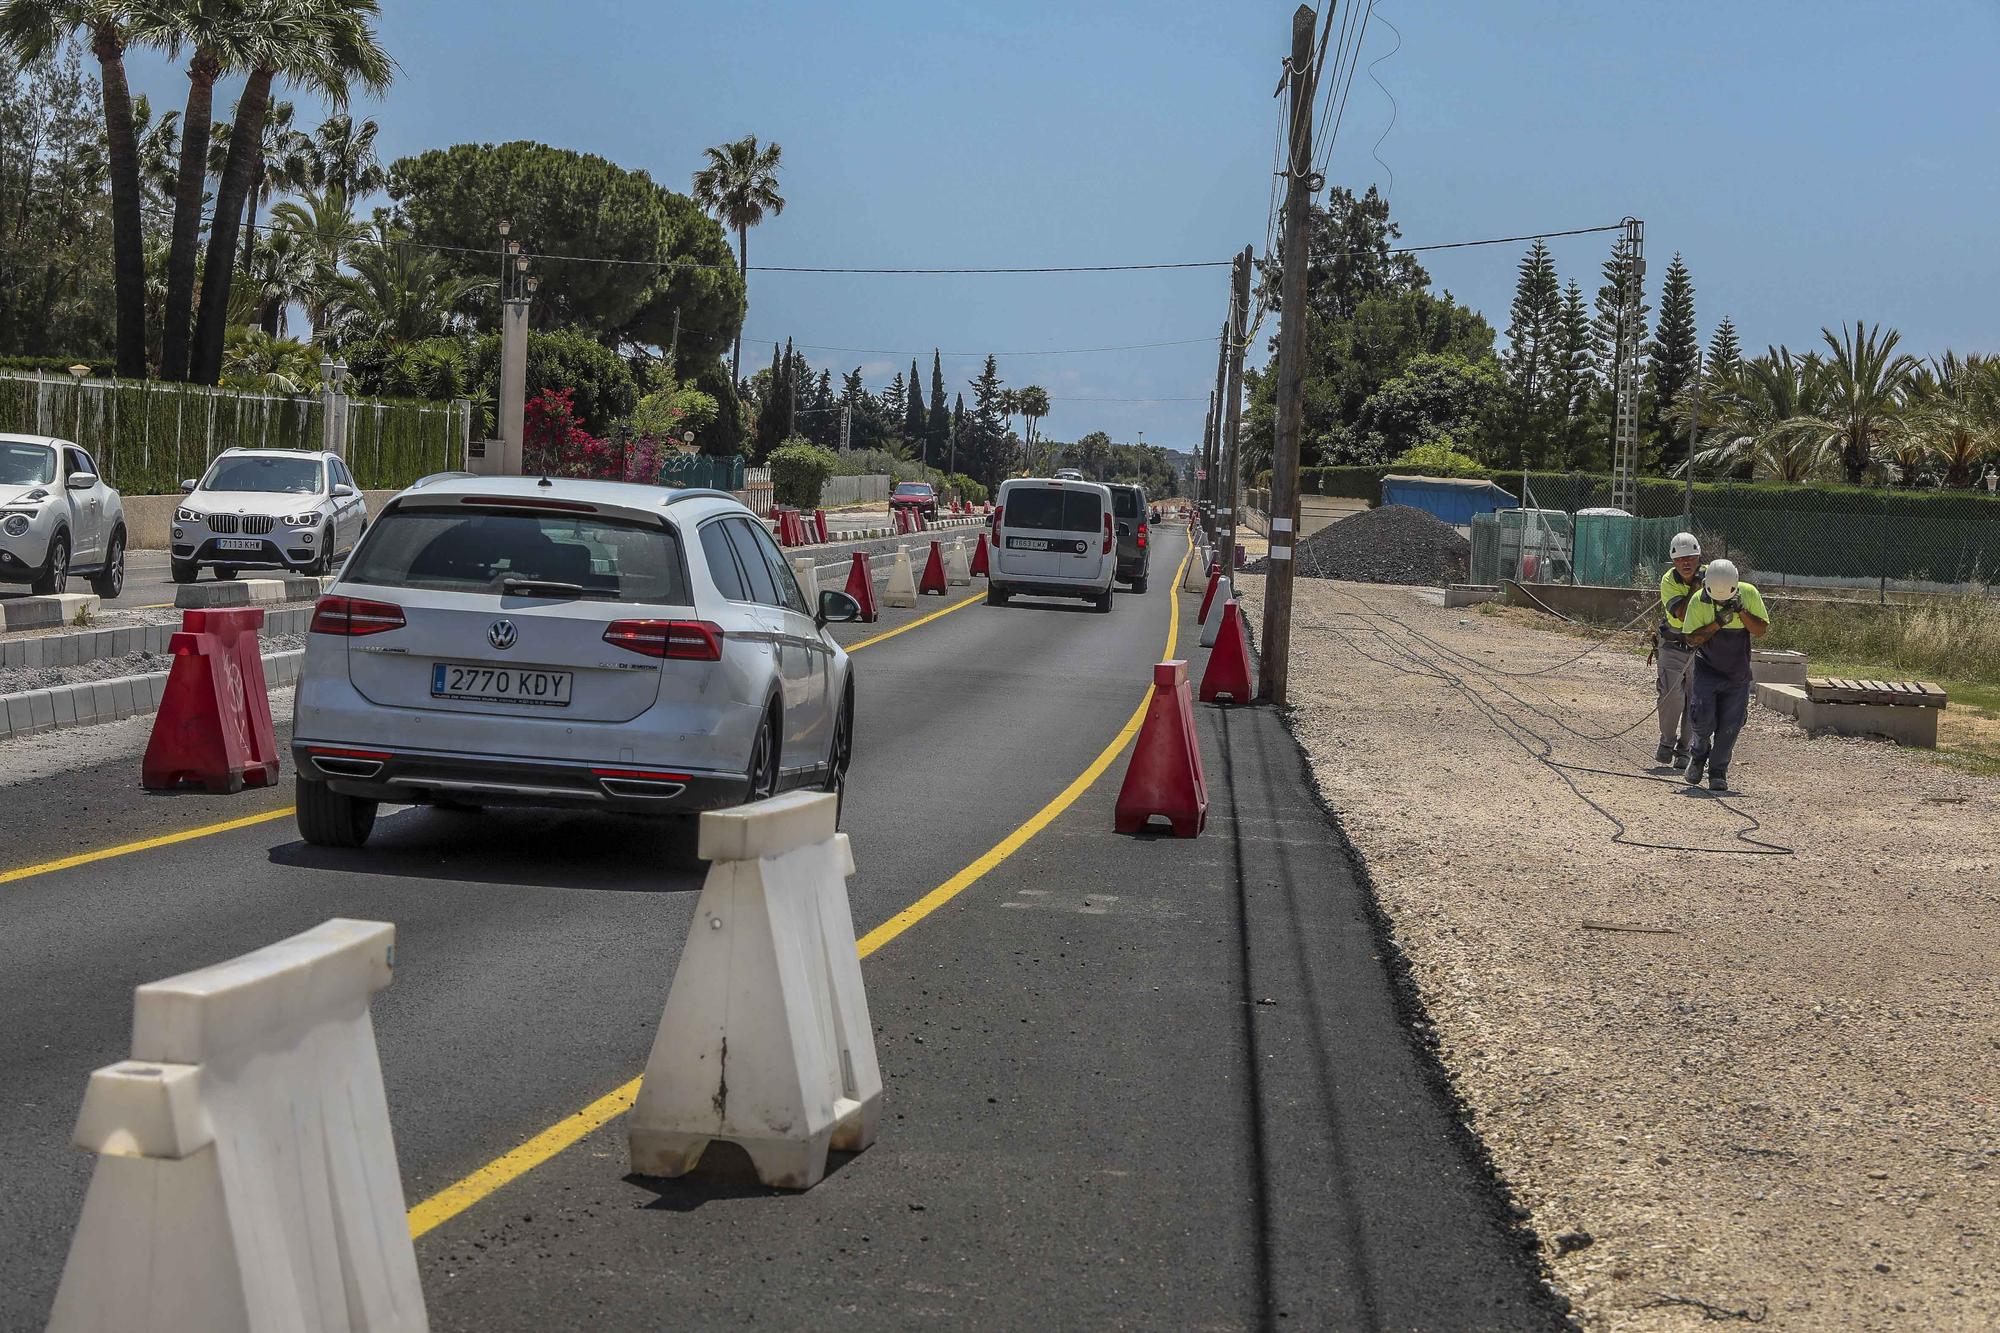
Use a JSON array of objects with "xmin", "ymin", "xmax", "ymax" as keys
[{"xmin": 122, "ymin": 0, "xmax": 1998, "ymax": 449}]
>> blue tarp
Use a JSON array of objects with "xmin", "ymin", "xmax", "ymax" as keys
[{"xmin": 1380, "ymin": 474, "xmax": 1519, "ymax": 525}]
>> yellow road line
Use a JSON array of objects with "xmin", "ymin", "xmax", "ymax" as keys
[
  {"xmin": 844, "ymin": 590, "xmax": 983, "ymax": 652},
  {"xmin": 404, "ymin": 534, "xmax": 1191, "ymax": 1238},
  {"xmin": 0, "ymin": 807, "xmax": 295, "ymax": 886}
]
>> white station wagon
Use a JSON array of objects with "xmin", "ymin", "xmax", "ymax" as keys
[{"xmin": 291, "ymin": 475, "xmax": 860, "ymax": 847}]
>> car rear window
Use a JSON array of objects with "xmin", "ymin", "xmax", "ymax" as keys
[
  {"xmin": 1004, "ymin": 487, "xmax": 1103, "ymax": 533},
  {"xmin": 1110, "ymin": 488, "xmax": 1140, "ymax": 517},
  {"xmin": 343, "ymin": 506, "xmax": 690, "ymax": 604},
  {"xmin": 894, "ymin": 483, "xmax": 931, "ymax": 496}
]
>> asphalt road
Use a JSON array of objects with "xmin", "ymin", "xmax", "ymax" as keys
[
  {"xmin": 0, "ymin": 547, "xmax": 181, "ymax": 610},
  {"xmin": 0, "ymin": 525, "xmax": 1558, "ymax": 1328}
]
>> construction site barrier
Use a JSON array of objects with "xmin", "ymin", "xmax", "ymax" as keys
[
  {"xmin": 141, "ymin": 607, "xmax": 280, "ymax": 794},
  {"xmin": 1200, "ymin": 575, "xmax": 1235, "ymax": 648},
  {"xmin": 791, "ymin": 557, "xmax": 821, "ymax": 603},
  {"xmin": 883, "ymin": 545, "xmax": 919, "ymax": 608},
  {"xmin": 48, "ymin": 919, "xmax": 424, "ymax": 1333},
  {"xmin": 1200, "ymin": 601, "xmax": 1254, "ymax": 704},
  {"xmin": 844, "ymin": 551, "xmax": 880, "ymax": 622},
  {"xmin": 1197, "ymin": 564, "xmax": 1222, "ymax": 625},
  {"xmin": 944, "ymin": 538, "xmax": 972, "ymax": 587},
  {"xmin": 628, "ymin": 791, "xmax": 881, "ymax": 1190},
  {"xmin": 1115, "ymin": 661, "xmax": 1209, "ymax": 837},
  {"xmin": 813, "ymin": 508, "xmax": 829, "ymax": 544},
  {"xmin": 918, "ymin": 540, "xmax": 949, "ymax": 596},
  {"xmin": 970, "ymin": 531, "xmax": 990, "ymax": 578}
]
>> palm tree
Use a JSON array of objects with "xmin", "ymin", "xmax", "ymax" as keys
[
  {"xmin": 1787, "ymin": 320, "xmax": 1921, "ymax": 485},
  {"xmin": 1904, "ymin": 353, "xmax": 2000, "ymax": 488},
  {"xmin": 221, "ymin": 326, "xmax": 318, "ymax": 392},
  {"xmin": 690, "ymin": 134, "xmax": 784, "ymax": 383},
  {"xmin": 212, "ymin": 99, "xmax": 312, "ymax": 273},
  {"xmin": 1692, "ymin": 348, "xmax": 1839, "ymax": 483},
  {"xmin": 192, "ymin": 0, "xmax": 392, "ymax": 385},
  {"xmin": 1015, "ymin": 385, "xmax": 1049, "ymax": 469},
  {"xmin": 131, "ymin": 92, "xmax": 179, "ymax": 209},
  {"xmin": 333, "ymin": 227, "xmax": 478, "ymax": 343},
  {"xmin": 305, "ymin": 111, "xmax": 382, "ymax": 197},
  {"xmin": 242, "ymin": 223, "xmax": 309, "ymax": 335},
  {"xmin": 269, "ymin": 184, "xmax": 363, "ymax": 338},
  {"xmin": 0, "ymin": 0, "xmax": 172, "ymax": 376},
  {"xmin": 144, "ymin": 0, "xmax": 274, "ymax": 381}
]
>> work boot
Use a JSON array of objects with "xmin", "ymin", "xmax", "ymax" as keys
[
  {"xmin": 1685, "ymin": 756, "xmax": 1706, "ymax": 786},
  {"xmin": 1672, "ymin": 746, "xmax": 1690, "ymax": 767},
  {"xmin": 1655, "ymin": 742, "xmax": 1676, "ymax": 765},
  {"xmin": 1709, "ymin": 770, "xmax": 1729, "ymax": 793}
]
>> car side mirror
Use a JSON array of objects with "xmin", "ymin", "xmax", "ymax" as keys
[
  {"xmin": 66, "ymin": 471, "xmax": 97, "ymax": 490},
  {"xmin": 816, "ymin": 589, "xmax": 861, "ymax": 627},
  {"xmin": 333, "ymin": 483, "xmax": 356, "ymax": 497},
  {"xmin": 179, "ymin": 478, "xmax": 197, "ymax": 494}
]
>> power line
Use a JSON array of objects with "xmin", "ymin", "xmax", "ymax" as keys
[
  {"xmin": 1364, "ymin": 5, "xmax": 1403, "ymax": 197},
  {"xmin": 744, "ymin": 335, "xmax": 1215, "ymax": 358}
]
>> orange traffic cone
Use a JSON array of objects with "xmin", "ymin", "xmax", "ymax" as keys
[{"xmin": 1199, "ymin": 601, "xmax": 1254, "ymax": 704}]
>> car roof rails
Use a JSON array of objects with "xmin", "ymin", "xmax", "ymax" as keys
[
  {"xmin": 408, "ymin": 470, "xmax": 476, "ymax": 490},
  {"xmin": 661, "ymin": 488, "xmax": 737, "ymax": 506}
]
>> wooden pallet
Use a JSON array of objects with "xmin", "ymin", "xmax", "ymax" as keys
[{"xmin": 1805, "ymin": 676, "xmax": 1948, "ymax": 708}]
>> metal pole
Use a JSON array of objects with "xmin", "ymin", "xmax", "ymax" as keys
[
  {"xmin": 1258, "ymin": 4, "xmax": 1316, "ymax": 706},
  {"xmin": 1220, "ymin": 247, "xmax": 1252, "ymax": 581},
  {"xmin": 1208, "ymin": 318, "xmax": 1229, "ymax": 528},
  {"xmin": 1684, "ymin": 349, "xmax": 1701, "ymax": 525}
]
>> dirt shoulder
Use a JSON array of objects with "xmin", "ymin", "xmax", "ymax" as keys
[{"xmin": 1236, "ymin": 575, "xmax": 1999, "ymax": 1331}]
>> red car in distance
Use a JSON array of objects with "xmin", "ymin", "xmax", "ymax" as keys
[{"xmin": 890, "ymin": 481, "xmax": 940, "ymax": 521}]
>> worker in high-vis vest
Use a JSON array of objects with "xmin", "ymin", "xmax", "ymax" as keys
[
  {"xmin": 1680, "ymin": 558, "xmax": 1769, "ymax": 792},
  {"xmin": 1653, "ymin": 531, "xmax": 1703, "ymax": 766}
]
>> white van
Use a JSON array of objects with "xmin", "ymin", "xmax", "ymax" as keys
[{"xmin": 987, "ymin": 477, "xmax": 1116, "ymax": 612}]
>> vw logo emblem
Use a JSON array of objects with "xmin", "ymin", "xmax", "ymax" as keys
[{"xmin": 487, "ymin": 619, "xmax": 518, "ymax": 651}]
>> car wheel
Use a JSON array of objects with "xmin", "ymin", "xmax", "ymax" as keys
[
  {"xmin": 986, "ymin": 584, "xmax": 1009, "ymax": 606},
  {"xmin": 214, "ymin": 565, "xmax": 238, "ymax": 580},
  {"xmin": 89, "ymin": 530, "xmax": 126, "ymax": 598},
  {"xmin": 1093, "ymin": 588, "xmax": 1114, "ymax": 613},
  {"xmin": 823, "ymin": 684, "xmax": 853, "ymax": 825},
  {"xmin": 30, "ymin": 531, "xmax": 68, "ymax": 595},
  {"xmin": 745, "ymin": 708, "xmax": 781, "ymax": 802},
  {"xmin": 296, "ymin": 774, "xmax": 378, "ymax": 848},
  {"xmin": 170, "ymin": 557, "xmax": 198, "ymax": 584},
  {"xmin": 1131, "ymin": 574, "xmax": 1148, "ymax": 595}
]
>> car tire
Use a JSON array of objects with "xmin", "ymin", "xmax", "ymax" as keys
[
  {"xmin": 986, "ymin": 584, "xmax": 1009, "ymax": 606},
  {"xmin": 823, "ymin": 683, "xmax": 853, "ymax": 826},
  {"xmin": 296, "ymin": 775, "xmax": 377, "ymax": 848},
  {"xmin": 214, "ymin": 565, "xmax": 238, "ymax": 580},
  {"xmin": 1131, "ymin": 574, "xmax": 1148, "ymax": 595},
  {"xmin": 30, "ymin": 531, "xmax": 68, "ymax": 595},
  {"xmin": 745, "ymin": 708, "xmax": 781, "ymax": 802},
  {"xmin": 170, "ymin": 556, "xmax": 198, "ymax": 584},
  {"xmin": 1093, "ymin": 588, "xmax": 1114, "ymax": 614},
  {"xmin": 89, "ymin": 530, "xmax": 126, "ymax": 599}
]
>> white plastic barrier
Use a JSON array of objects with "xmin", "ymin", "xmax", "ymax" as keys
[
  {"xmin": 790, "ymin": 557, "xmax": 821, "ymax": 603},
  {"xmin": 48, "ymin": 919, "xmax": 426, "ymax": 1333},
  {"xmin": 628, "ymin": 790, "xmax": 882, "ymax": 1190},
  {"xmin": 945, "ymin": 537, "xmax": 972, "ymax": 587},
  {"xmin": 1182, "ymin": 547, "xmax": 1206, "ymax": 592},
  {"xmin": 1201, "ymin": 575, "xmax": 1236, "ymax": 648},
  {"xmin": 882, "ymin": 544, "xmax": 918, "ymax": 608}
]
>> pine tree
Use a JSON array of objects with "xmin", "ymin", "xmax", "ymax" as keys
[
  {"xmin": 970, "ymin": 354, "xmax": 1006, "ymax": 429},
  {"xmin": 1547, "ymin": 280, "xmax": 1596, "ymax": 470},
  {"xmin": 1502, "ymin": 240, "xmax": 1561, "ymax": 467},
  {"xmin": 881, "ymin": 372, "xmax": 905, "ymax": 423},
  {"xmin": 841, "ymin": 367, "xmax": 866, "ymax": 406},
  {"xmin": 1645, "ymin": 253, "xmax": 1699, "ymax": 469},
  {"xmin": 928, "ymin": 351, "xmax": 950, "ymax": 466},
  {"xmin": 1705, "ymin": 317, "xmax": 1741, "ymax": 384},
  {"xmin": 1591, "ymin": 237, "xmax": 1651, "ymax": 463},
  {"xmin": 904, "ymin": 359, "xmax": 927, "ymax": 457}
]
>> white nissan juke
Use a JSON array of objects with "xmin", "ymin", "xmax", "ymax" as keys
[{"xmin": 291, "ymin": 475, "xmax": 860, "ymax": 848}]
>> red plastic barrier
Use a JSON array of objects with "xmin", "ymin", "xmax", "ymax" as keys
[
  {"xmin": 142, "ymin": 607, "xmax": 280, "ymax": 793},
  {"xmin": 844, "ymin": 551, "xmax": 879, "ymax": 622},
  {"xmin": 970, "ymin": 531, "xmax": 990, "ymax": 578},
  {"xmin": 1115, "ymin": 661, "xmax": 1208, "ymax": 837},
  {"xmin": 813, "ymin": 508, "xmax": 829, "ymax": 544},
  {"xmin": 1199, "ymin": 601, "xmax": 1254, "ymax": 705},
  {"xmin": 918, "ymin": 540, "xmax": 949, "ymax": 596},
  {"xmin": 1196, "ymin": 565, "xmax": 1222, "ymax": 624}
]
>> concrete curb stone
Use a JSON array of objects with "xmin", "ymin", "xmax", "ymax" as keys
[{"xmin": 0, "ymin": 647, "xmax": 304, "ymax": 742}]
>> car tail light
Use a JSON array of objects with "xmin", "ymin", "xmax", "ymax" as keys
[
  {"xmin": 1137, "ymin": 521, "xmax": 1148, "ymax": 550},
  {"xmin": 311, "ymin": 595, "xmax": 405, "ymax": 636},
  {"xmin": 604, "ymin": 619, "xmax": 723, "ymax": 660},
  {"xmin": 991, "ymin": 504, "xmax": 1002, "ymax": 530},
  {"xmin": 1102, "ymin": 513, "xmax": 1114, "ymax": 555}
]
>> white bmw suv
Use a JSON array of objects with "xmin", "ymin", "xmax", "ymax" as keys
[
  {"xmin": 172, "ymin": 448, "xmax": 368, "ymax": 582},
  {"xmin": 291, "ymin": 475, "xmax": 860, "ymax": 847}
]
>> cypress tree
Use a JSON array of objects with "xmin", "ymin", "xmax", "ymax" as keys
[
  {"xmin": 1645, "ymin": 253, "xmax": 1699, "ymax": 468},
  {"xmin": 1502, "ymin": 240, "xmax": 1560, "ymax": 467},
  {"xmin": 904, "ymin": 359, "xmax": 927, "ymax": 458},
  {"xmin": 928, "ymin": 351, "xmax": 950, "ymax": 465}
]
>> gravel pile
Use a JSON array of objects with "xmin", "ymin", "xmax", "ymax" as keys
[
  {"xmin": 1247, "ymin": 504, "xmax": 1469, "ymax": 586},
  {"xmin": 0, "ymin": 634, "xmax": 305, "ymax": 696},
  {"xmin": 1239, "ymin": 576, "xmax": 2000, "ymax": 1331}
]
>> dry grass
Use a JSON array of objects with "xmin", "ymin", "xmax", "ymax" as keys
[{"xmin": 1763, "ymin": 590, "xmax": 2000, "ymax": 685}]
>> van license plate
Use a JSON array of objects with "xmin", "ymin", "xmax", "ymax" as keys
[
  {"xmin": 217, "ymin": 538, "xmax": 261, "ymax": 551},
  {"xmin": 1008, "ymin": 536, "xmax": 1084, "ymax": 554},
  {"xmin": 430, "ymin": 663, "xmax": 573, "ymax": 707},
  {"xmin": 1007, "ymin": 537, "xmax": 1050, "ymax": 551}
]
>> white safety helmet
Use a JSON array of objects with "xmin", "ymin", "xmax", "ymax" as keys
[
  {"xmin": 1669, "ymin": 531, "xmax": 1701, "ymax": 559},
  {"xmin": 1704, "ymin": 558, "xmax": 1739, "ymax": 601}
]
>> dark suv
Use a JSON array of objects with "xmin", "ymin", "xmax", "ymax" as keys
[{"xmin": 1107, "ymin": 483, "xmax": 1150, "ymax": 593}]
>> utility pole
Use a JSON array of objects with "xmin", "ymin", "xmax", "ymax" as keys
[
  {"xmin": 1259, "ymin": 3, "xmax": 1317, "ymax": 706},
  {"xmin": 1219, "ymin": 245, "xmax": 1252, "ymax": 579},
  {"xmin": 497, "ymin": 230, "xmax": 534, "ymax": 475},
  {"xmin": 667, "ymin": 307, "xmax": 682, "ymax": 373},
  {"xmin": 1208, "ymin": 318, "xmax": 1229, "ymax": 535},
  {"xmin": 1610, "ymin": 217, "xmax": 1646, "ymax": 513},
  {"xmin": 1199, "ymin": 391, "xmax": 1215, "ymax": 519},
  {"xmin": 1683, "ymin": 348, "xmax": 1701, "ymax": 524},
  {"xmin": 840, "ymin": 402, "xmax": 852, "ymax": 453}
]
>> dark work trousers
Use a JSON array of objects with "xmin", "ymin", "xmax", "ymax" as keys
[{"xmin": 1688, "ymin": 665, "xmax": 1751, "ymax": 775}]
